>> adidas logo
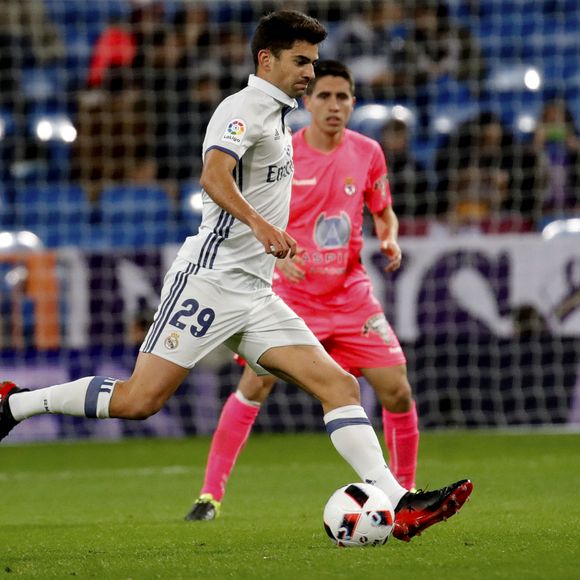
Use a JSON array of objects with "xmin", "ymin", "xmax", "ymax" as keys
[{"xmin": 274, "ymin": 129, "xmax": 281, "ymax": 140}]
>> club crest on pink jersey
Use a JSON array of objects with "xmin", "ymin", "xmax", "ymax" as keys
[{"xmin": 344, "ymin": 177, "xmax": 356, "ymax": 196}]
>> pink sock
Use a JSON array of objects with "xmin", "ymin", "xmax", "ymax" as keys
[
  {"xmin": 200, "ymin": 392, "xmax": 260, "ymax": 501},
  {"xmin": 382, "ymin": 401, "xmax": 420, "ymax": 490}
]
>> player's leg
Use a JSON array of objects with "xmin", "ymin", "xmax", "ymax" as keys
[
  {"xmin": 257, "ymin": 344, "xmax": 409, "ymax": 509},
  {"xmin": 1, "ymin": 352, "xmax": 188, "ymax": 441},
  {"xmin": 186, "ymin": 366, "xmax": 277, "ymax": 521},
  {"xmin": 262, "ymin": 344, "xmax": 473, "ymax": 542},
  {"xmin": 240, "ymin": 294, "xmax": 473, "ymax": 541},
  {"xmin": 362, "ymin": 365, "xmax": 420, "ymax": 490},
  {"xmin": 328, "ymin": 299, "xmax": 420, "ymax": 491}
]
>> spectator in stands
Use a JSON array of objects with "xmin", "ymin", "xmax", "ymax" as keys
[
  {"xmin": 0, "ymin": 0, "xmax": 65, "ymax": 178},
  {"xmin": 0, "ymin": 0, "xmax": 65, "ymax": 66},
  {"xmin": 133, "ymin": 26, "xmax": 195, "ymax": 197},
  {"xmin": 397, "ymin": 0, "xmax": 487, "ymax": 133},
  {"xmin": 0, "ymin": 32, "xmax": 28, "ymax": 179},
  {"xmin": 532, "ymin": 99, "xmax": 580, "ymax": 215},
  {"xmin": 435, "ymin": 112, "xmax": 544, "ymax": 229},
  {"xmin": 379, "ymin": 117, "xmax": 430, "ymax": 217},
  {"xmin": 212, "ymin": 23, "xmax": 254, "ymax": 99},
  {"xmin": 330, "ymin": 0, "xmax": 409, "ymax": 100},
  {"xmin": 72, "ymin": 1, "xmax": 167, "ymax": 201},
  {"xmin": 402, "ymin": 0, "xmax": 486, "ymax": 91},
  {"xmin": 87, "ymin": 0, "xmax": 164, "ymax": 89},
  {"xmin": 172, "ymin": 1, "xmax": 212, "ymax": 61},
  {"xmin": 71, "ymin": 75, "xmax": 157, "ymax": 203}
]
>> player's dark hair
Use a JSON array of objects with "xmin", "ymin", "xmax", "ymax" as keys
[
  {"xmin": 305, "ymin": 60, "xmax": 355, "ymax": 95},
  {"xmin": 251, "ymin": 10, "xmax": 327, "ymax": 66}
]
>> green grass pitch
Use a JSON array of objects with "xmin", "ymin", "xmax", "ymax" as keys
[{"xmin": 1, "ymin": 431, "xmax": 579, "ymax": 579}]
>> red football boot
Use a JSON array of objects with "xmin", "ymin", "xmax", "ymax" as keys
[{"xmin": 393, "ymin": 479, "xmax": 473, "ymax": 542}]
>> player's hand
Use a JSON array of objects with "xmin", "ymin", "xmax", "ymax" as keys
[
  {"xmin": 381, "ymin": 239, "xmax": 402, "ymax": 273},
  {"xmin": 276, "ymin": 248, "xmax": 306, "ymax": 283},
  {"xmin": 252, "ymin": 220, "xmax": 297, "ymax": 259}
]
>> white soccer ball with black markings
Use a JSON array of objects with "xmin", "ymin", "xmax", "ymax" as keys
[{"xmin": 323, "ymin": 483, "xmax": 395, "ymax": 547}]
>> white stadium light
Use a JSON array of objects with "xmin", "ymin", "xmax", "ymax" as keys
[
  {"xmin": 36, "ymin": 119, "xmax": 54, "ymax": 141},
  {"xmin": 524, "ymin": 68, "xmax": 542, "ymax": 91},
  {"xmin": 60, "ymin": 122, "xmax": 77, "ymax": 143},
  {"xmin": 516, "ymin": 114, "xmax": 537, "ymax": 134},
  {"xmin": 34, "ymin": 115, "xmax": 77, "ymax": 143}
]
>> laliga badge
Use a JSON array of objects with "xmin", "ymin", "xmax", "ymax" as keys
[
  {"xmin": 221, "ymin": 118, "xmax": 246, "ymax": 145},
  {"xmin": 344, "ymin": 177, "xmax": 356, "ymax": 196},
  {"xmin": 164, "ymin": 332, "xmax": 180, "ymax": 350}
]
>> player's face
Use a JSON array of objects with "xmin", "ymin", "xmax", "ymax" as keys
[
  {"xmin": 303, "ymin": 76, "xmax": 355, "ymax": 136},
  {"xmin": 260, "ymin": 41, "xmax": 318, "ymax": 98}
]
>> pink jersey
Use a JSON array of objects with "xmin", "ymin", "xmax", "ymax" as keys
[{"xmin": 274, "ymin": 127, "xmax": 391, "ymax": 306}]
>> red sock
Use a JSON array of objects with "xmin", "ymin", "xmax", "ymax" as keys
[
  {"xmin": 200, "ymin": 392, "xmax": 260, "ymax": 501},
  {"xmin": 382, "ymin": 401, "xmax": 419, "ymax": 490}
]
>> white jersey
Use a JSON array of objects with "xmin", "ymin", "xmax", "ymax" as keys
[{"xmin": 178, "ymin": 75, "xmax": 297, "ymax": 292}]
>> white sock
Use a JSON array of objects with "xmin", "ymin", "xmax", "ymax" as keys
[
  {"xmin": 9, "ymin": 376, "xmax": 117, "ymax": 420},
  {"xmin": 324, "ymin": 405, "xmax": 407, "ymax": 508}
]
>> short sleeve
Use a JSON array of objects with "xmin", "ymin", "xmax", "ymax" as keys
[
  {"xmin": 202, "ymin": 94, "xmax": 262, "ymax": 162},
  {"xmin": 364, "ymin": 141, "xmax": 392, "ymax": 214}
]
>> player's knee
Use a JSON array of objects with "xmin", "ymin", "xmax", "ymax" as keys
[
  {"xmin": 331, "ymin": 371, "xmax": 361, "ymax": 406},
  {"xmin": 383, "ymin": 377, "xmax": 413, "ymax": 412}
]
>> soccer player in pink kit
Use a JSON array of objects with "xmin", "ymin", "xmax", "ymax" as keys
[{"xmin": 187, "ymin": 60, "xmax": 421, "ymax": 523}]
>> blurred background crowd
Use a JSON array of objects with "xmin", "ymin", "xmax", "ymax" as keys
[
  {"xmin": 1, "ymin": 0, "xmax": 579, "ymax": 435},
  {"xmin": 0, "ymin": 0, "xmax": 579, "ymax": 247}
]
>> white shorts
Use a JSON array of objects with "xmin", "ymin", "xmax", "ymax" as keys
[{"xmin": 140, "ymin": 257, "xmax": 321, "ymax": 374}]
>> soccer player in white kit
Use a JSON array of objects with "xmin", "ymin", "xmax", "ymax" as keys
[{"xmin": 0, "ymin": 11, "xmax": 471, "ymax": 541}]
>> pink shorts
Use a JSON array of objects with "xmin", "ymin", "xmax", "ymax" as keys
[{"xmin": 277, "ymin": 285, "xmax": 406, "ymax": 377}]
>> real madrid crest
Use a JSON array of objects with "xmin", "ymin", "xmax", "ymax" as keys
[
  {"xmin": 344, "ymin": 177, "xmax": 356, "ymax": 196},
  {"xmin": 164, "ymin": 332, "xmax": 180, "ymax": 350}
]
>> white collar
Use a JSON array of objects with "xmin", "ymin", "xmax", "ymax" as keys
[{"xmin": 247, "ymin": 74, "xmax": 298, "ymax": 110}]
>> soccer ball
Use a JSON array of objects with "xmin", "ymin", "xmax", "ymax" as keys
[{"xmin": 323, "ymin": 483, "xmax": 395, "ymax": 547}]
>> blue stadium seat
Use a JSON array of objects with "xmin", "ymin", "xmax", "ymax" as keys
[
  {"xmin": 14, "ymin": 183, "xmax": 93, "ymax": 248},
  {"xmin": 99, "ymin": 184, "xmax": 180, "ymax": 248}
]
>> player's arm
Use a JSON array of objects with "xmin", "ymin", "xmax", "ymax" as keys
[
  {"xmin": 200, "ymin": 148, "xmax": 296, "ymax": 259},
  {"xmin": 372, "ymin": 205, "xmax": 402, "ymax": 273}
]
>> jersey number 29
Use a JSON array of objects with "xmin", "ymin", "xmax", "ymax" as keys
[{"xmin": 169, "ymin": 299, "xmax": 215, "ymax": 337}]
